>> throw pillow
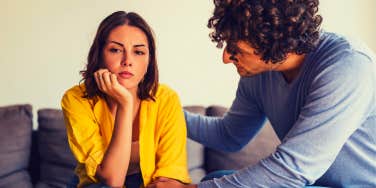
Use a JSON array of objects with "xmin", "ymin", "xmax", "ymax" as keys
[
  {"xmin": 204, "ymin": 105, "xmax": 281, "ymax": 172},
  {"xmin": 183, "ymin": 105, "xmax": 206, "ymax": 183},
  {"xmin": 35, "ymin": 109, "xmax": 76, "ymax": 188}
]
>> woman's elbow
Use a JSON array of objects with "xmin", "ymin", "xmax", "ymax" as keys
[
  {"xmin": 102, "ymin": 177, "xmax": 124, "ymax": 188},
  {"xmin": 96, "ymin": 167, "xmax": 125, "ymax": 187}
]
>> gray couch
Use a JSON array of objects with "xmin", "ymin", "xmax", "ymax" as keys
[{"xmin": 0, "ymin": 104, "xmax": 280, "ymax": 188}]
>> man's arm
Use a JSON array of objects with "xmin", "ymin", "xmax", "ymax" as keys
[
  {"xmin": 185, "ymin": 78, "xmax": 266, "ymax": 152},
  {"xmin": 198, "ymin": 53, "xmax": 374, "ymax": 187}
]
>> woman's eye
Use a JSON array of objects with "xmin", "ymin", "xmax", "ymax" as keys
[
  {"xmin": 135, "ymin": 51, "xmax": 145, "ymax": 55},
  {"xmin": 109, "ymin": 48, "xmax": 122, "ymax": 53}
]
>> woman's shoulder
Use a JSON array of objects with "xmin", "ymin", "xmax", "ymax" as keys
[
  {"xmin": 61, "ymin": 84, "xmax": 91, "ymax": 107},
  {"xmin": 147, "ymin": 84, "xmax": 182, "ymax": 108},
  {"xmin": 155, "ymin": 83, "xmax": 179, "ymax": 99},
  {"xmin": 62, "ymin": 84, "xmax": 86, "ymax": 99}
]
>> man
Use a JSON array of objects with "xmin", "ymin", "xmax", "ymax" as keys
[{"xmin": 148, "ymin": 0, "xmax": 376, "ymax": 187}]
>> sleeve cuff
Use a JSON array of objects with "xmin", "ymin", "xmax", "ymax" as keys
[
  {"xmin": 85, "ymin": 150, "xmax": 105, "ymax": 178},
  {"xmin": 152, "ymin": 166, "xmax": 192, "ymax": 183}
]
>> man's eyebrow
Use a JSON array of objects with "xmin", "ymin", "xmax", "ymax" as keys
[{"xmin": 238, "ymin": 45, "xmax": 253, "ymax": 55}]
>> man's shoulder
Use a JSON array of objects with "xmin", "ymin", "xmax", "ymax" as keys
[
  {"xmin": 314, "ymin": 32, "xmax": 351, "ymax": 58},
  {"xmin": 315, "ymin": 32, "xmax": 374, "ymax": 62},
  {"xmin": 307, "ymin": 32, "xmax": 374, "ymax": 74}
]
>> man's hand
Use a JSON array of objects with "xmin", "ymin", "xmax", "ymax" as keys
[{"xmin": 146, "ymin": 177, "xmax": 198, "ymax": 188}]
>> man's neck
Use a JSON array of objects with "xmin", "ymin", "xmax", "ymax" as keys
[{"xmin": 277, "ymin": 54, "xmax": 306, "ymax": 83}]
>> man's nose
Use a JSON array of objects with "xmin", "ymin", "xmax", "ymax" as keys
[
  {"xmin": 222, "ymin": 49, "xmax": 232, "ymax": 64},
  {"xmin": 222, "ymin": 49, "xmax": 237, "ymax": 64}
]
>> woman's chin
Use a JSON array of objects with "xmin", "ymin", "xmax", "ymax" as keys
[{"xmin": 118, "ymin": 81, "xmax": 137, "ymax": 90}]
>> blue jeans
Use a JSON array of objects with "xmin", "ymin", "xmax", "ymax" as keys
[
  {"xmin": 201, "ymin": 170, "xmax": 331, "ymax": 187},
  {"xmin": 201, "ymin": 170, "xmax": 236, "ymax": 182},
  {"xmin": 67, "ymin": 173, "xmax": 143, "ymax": 188}
]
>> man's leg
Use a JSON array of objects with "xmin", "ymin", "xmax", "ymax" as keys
[{"xmin": 200, "ymin": 170, "xmax": 235, "ymax": 182}]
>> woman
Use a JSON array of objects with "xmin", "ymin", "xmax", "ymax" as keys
[{"xmin": 61, "ymin": 11, "xmax": 191, "ymax": 188}]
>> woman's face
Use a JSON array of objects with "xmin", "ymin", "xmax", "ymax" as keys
[{"xmin": 102, "ymin": 25, "xmax": 150, "ymax": 91}]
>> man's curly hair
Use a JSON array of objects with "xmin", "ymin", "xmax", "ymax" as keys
[{"xmin": 208, "ymin": 0, "xmax": 323, "ymax": 63}]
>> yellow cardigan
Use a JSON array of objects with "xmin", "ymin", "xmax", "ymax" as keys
[{"xmin": 61, "ymin": 84, "xmax": 191, "ymax": 187}]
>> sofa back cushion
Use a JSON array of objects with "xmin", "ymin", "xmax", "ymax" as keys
[
  {"xmin": 204, "ymin": 105, "xmax": 281, "ymax": 172},
  {"xmin": 183, "ymin": 106, "xmax": 207, "ymax": 183},
  {"xmin": 0, "ymin": 104, "xmax": 33, "ymax": 188},
  {"xmin": 35, "ymin": 109, "xmax": 76, "ymax": 188}
]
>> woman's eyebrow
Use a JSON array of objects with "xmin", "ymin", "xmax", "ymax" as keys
[
  {"xmin": 108, "ymin": 40, "xmax": 146, "ymax": 48},
  {"xmin": 134, "ymin": 44, "xmax": 146, "ymax": 48},
  {"xmin": 108, "ymin": 40, "xmax": 124, "ymax": 47}
]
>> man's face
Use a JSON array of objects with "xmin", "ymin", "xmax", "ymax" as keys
[{"xmin": 222, "ymin": 41, "xmax": 271, "ymax": 77}]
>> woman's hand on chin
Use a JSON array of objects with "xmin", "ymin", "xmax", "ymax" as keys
[{"xmin": 95, "ymin": 68, "xmax": 133, "ymax": 106}]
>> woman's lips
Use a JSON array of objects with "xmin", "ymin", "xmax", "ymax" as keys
[{"xmin": 118, "ymin": 71, "xmax": 134, "ymax": 79}]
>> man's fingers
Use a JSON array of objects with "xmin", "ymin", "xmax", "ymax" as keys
[
  {"xmin": 146, "ymin": 182, "xmax": 156, "ymax": 188},
  {"xmin": 155, "ymin": 177, "xmax": 170, "ymax": 182},
  {"xmin": 147, "ymin": 178, "xmax": 165, "ymax": 188}
]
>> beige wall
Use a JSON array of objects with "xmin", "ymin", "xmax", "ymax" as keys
[
  {"xmin": 320, "ymin": 0, "xmax": 376, "ymax": 50},
  {"xmin": 1, "ymin": 0, "xmax": 375, "ymax": 118}
]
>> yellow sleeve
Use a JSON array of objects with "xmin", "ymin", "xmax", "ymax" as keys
[
  {"xmin": 61, "ymin": 89, "xmax": 105, "ymax": 181},
  {"xmin": 152, "ymin": 91, "xmax": 191, "ymax": 183}
]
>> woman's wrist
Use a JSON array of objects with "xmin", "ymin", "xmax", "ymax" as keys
[
  {"xmin": 116, "ymin": 94, "xmax": 133, "ymax": 107},
  {"xmin": 117, "ymin": 100, "xmax": 133, "ymax": 112}
]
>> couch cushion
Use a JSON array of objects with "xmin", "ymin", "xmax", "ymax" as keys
[
  {"xmin": 28, "ymin": 130, "xmax": 40, "ymax": 184},
  {"xmin": 204, "ymin": 105, "xmax": 281, "ymax": 172},
  {"xmin": 0, "ymin": 104, "xmax": 33, "ymax": 188},
  {"xmin": 183, "ymin": 105, "xmax": 206, "ymax": 183},
  {"xmin": 35, "ymin": 109, "xmax": 76, "ymax": 188}
]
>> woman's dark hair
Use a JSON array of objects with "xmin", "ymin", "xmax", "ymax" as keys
[
  {"xmin": 208, "ymin": 0, "xmax": 323, "ymax": 63},
  {"xmin": 80, "ymin": 11, "xmax": 158, "ymax": 100}
]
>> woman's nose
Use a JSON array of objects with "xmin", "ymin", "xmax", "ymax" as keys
[{"xmin": 121, "ymin": 53, "xmax": 133, "ymax": 67}]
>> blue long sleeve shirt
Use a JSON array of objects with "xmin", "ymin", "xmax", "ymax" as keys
[{"xmin": 185, "ymin": 32, "xmax": 376, "ymax": 187}]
